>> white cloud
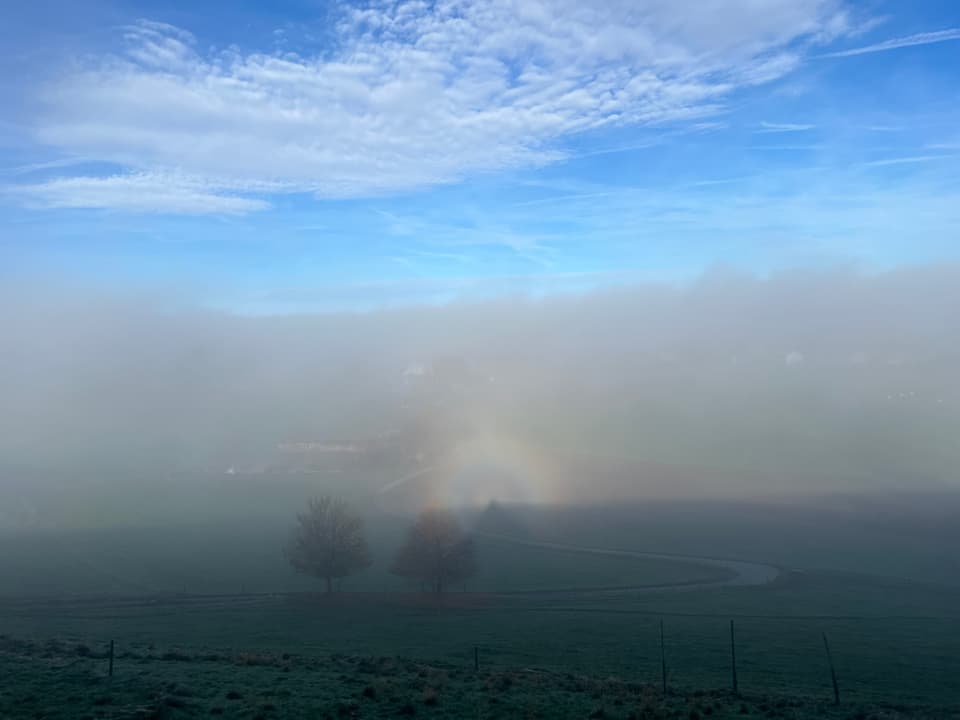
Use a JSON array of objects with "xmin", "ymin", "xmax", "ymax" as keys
[
  {"xmin": 0, "ymin": 156, "xmax": 91, "ymax": 176},
  {"xmin": 758, "ymin": 121, "xmax": 817, "ymax": 132},
  {"xmin": 17, "ymin": 172, "xmax": 270, "ymax": 214},
  {"xmin": 821, "ymin": 28, "xmax": 960, "ymax": 58},
  {"xmin": 24, "ymin": 0, "xmax": 854, "ymax": 213},
  {"xmin": 862, "ymin": 154, "xmax": 956, "ymax": 167}
]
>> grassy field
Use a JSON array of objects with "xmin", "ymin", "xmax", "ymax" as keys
[
  {"xmin": 2, "ymin": 565, "xmax": 959, "ymax": 707},
  {"xmin": 0, "ymin": 524, "xmax": 729, "ymax": 596},
  {"xmin": 5, "ymin": 634, "xmax": 955, "ymax": 720},
  {"xmin": 2, "ymin": 500, "xmax": 959, "ymax": 715}
]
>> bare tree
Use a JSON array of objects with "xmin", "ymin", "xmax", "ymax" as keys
[
  {"xmin": 391, "ymin": 509, "xmax": 477, "ymax": 593},
  {"xmin": 284, "ymin": 495, "xmax": 371, "ymax": 592}
]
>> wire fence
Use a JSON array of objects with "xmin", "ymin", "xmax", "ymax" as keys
[
  {"xmin": 3, "ymin": 597, "xmax": 959, "ymax": 707},
  {"xmin": 372, "ymin": 615, "xmax": 960, "ymax": 706}
]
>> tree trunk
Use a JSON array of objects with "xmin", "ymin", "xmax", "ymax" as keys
[{"xmin": 325, "ymin": 576, "xmax": 332, "ymax": 593}]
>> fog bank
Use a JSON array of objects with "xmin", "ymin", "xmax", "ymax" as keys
[{"xmin": 1, "ymin": 264, "xmax": 958, "ymax": 521}]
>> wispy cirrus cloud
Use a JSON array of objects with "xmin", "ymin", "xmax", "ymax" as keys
[
  {"xmin": 14, "ymin": 0, "xmax": 859, "ymax": 214},
  {"xmin": 862, "ymin": 154, "xmax": 957, "ymax": 168},
  {"xmin": 0, "ymin": 156, "xmax": 91, "ymax": 177},
  {"xmin": 16, "ymin": 172, "xmax": 270, "ymax": 214},
  {"xmin": 821, "ymin": 28, "xmax": 960, "ymax": 58},
  {"xmin": 758, "ymin": 121, "xmax": 817, "ymax": 132}
]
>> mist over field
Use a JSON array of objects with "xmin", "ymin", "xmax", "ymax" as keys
[
  {"xmin": 4, "ymin": 1, "xmax": 960, "ymax": 714},
  {"xmin": 1, "ymin": 263, "xmax": 957, "ymax": 528}
]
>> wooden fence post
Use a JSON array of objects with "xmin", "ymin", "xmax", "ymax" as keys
[
  {"xmin": 730, "ymin": 620, "xmax": 738, "ymax": 696},
  {"xmin": 822, "ymin": 632, "xmax": 840, "ymax": 705},
  {"xmin": 108, "ymin": 640, "xmax": 114, "ymax": 677},
  {"xmin": 659, "ymin": 619, "xmax": 667, "ymax": 697},
  {"xmin": 474, "ymin": 646, "xmax": 479, "ymax": 672}
]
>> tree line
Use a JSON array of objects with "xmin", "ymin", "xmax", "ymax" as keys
[{"xmin": 284, "ymin": 495, "xmax": 476, "ymax": 593}]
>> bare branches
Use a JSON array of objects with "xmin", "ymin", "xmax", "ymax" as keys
[
  {"xmin": 284, "ymin": 495, "xmax": 371, "ymax": 592},
  {"xmin": 391, "ymin": 509, "xmax": 477, "ymax": 593}
]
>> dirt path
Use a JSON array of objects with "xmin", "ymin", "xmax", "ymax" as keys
[
  {"xmin": 476, "ymin": 532, "xmax": 781, "ymax": 597},
  {"xmin": 0, "ymin": 534, "xmax": 782, "ymax": 615}
]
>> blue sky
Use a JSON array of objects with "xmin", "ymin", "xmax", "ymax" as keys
[{"xmin": 1, "ymin": 0, "xmax": 959, "ymax": 310}]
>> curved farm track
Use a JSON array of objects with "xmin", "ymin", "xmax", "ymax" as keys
[
  {"xmin": 0, "ymin": 534, "xmax": 782, "ymax": 617},
  {"xmin": 475, "ymin": 532, "xmax": 782, "ymax": 599}
]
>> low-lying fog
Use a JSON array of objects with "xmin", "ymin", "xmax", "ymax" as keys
[{"xmin": 1, "ymin": 264, "xmax": 958, "ymax": 528}]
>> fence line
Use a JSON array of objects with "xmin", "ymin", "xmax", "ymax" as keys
[
  {"xmin": 85, "ymin": 618, "xmax": 852, "ymax": 706},
  {"xmin": 15, "ymin": 612, "xmax": 958, "ymax": 706}
]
